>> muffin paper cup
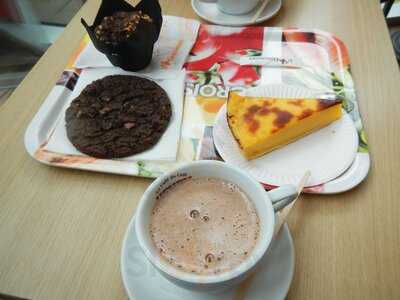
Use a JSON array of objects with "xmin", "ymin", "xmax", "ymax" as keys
[{"xmin": 81, "ymin": 0, "xmax": 162, "ymax": 71}]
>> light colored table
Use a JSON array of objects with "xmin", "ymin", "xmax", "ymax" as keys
[{"xmin": 1, "ymin": 0, "xmax": 399, "ymax": 299}]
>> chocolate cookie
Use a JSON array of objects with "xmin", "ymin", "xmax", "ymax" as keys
[{"xmin": 65, "ymin": 75, "xmax": 171, "ymax": 158}]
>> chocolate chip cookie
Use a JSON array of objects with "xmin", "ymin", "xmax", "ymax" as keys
[{"xmin": 65, "ymin": 75, "xmax": 171, "ymax": 158}]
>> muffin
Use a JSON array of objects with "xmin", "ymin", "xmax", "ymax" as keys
[
  {"xmin": 81, "ymin": 0, "xmax": 162, "ymax": 71},
  {"xmin": 94, "ymin": 11, "xmax": 153, "ymax": 45}
]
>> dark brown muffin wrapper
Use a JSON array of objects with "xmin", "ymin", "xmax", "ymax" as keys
[{"xmin": 81, "ymin": 0, "xmax": 162, "ymax": 71}]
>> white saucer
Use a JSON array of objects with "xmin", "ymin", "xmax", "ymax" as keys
[
  {"xmin": 213, "ymin": 85, "xmax": 359, "ymax": 187},
  {"xmin": 121, "ymin": 215, "xmax": 295, "ymax": 300},
  {"xmin": 191, "ymin": 0, "xmax": 282, "ymax": 27}
]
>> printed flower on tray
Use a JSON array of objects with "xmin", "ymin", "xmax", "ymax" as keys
[{"xmin": 185, "ymin": 25, "xmax": 264, "ymax": 87}]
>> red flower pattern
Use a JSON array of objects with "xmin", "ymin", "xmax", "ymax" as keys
[{"xmin": 185, "ymin": 25, "xmax": 264, "ymax": 86}]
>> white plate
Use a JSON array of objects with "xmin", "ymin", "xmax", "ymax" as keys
[
  {"xmin": 213, "ymin": 85, "xmax": 359, "ymax": 186},
  {"xmin": 121, "ymin": 215, "xmax": 294, "ymax": 300},
  {"xmin": 191, "ymin": 0, "xmax": 282, "ymax": 27}
]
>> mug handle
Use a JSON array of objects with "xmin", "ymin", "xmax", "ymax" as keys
[{"xmin": 267, "ymin": 185, "xmax": 298, "ymax": 212}]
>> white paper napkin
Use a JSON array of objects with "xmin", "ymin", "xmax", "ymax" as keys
[
  {"xmin": 74, "ymin": 16, "xmax": 200, "ymax": 79},
  {"xmin": 45, "ymin": 68, "xmax": 185, "ymax": 161}
]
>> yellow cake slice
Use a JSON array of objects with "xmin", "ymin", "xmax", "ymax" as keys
[{"xmin": 227, "ymin": 92, "xmax": 342, "ymax": 160}]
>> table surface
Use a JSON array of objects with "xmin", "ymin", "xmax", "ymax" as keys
[{"xmin": 1, "ymin": 0, "xmax": 400, "ymax": 299}]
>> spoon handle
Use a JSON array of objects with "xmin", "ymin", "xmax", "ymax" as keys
[
  {"xmin": 273, "ymin": 171, "xmax": 311, "ymax": 236},
  {"xmin": 251, "ymin": 0, "xmax": 271, "ymax": 23}
]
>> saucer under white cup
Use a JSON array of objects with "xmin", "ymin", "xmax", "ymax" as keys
[
  {"xmin": 191, "ymin": 0, "xmax": 282, "ymax": 26},
  {"xmin": 121, "ymin": 217, "xmax": 294, "ymax": 300},
  {"xmin": 121, "ymin": 160, "xmax": 298, "ymax": 299}
]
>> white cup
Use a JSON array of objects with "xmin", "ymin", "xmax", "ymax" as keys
[
  {"xmin": 135, "ymin": 160, "xmax": 297, "ymax": 291},
  {"xmin": 199, "ymin": 0, "xmax": 260, "ymax": 15}
]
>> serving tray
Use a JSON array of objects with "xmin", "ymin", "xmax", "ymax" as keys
[{"xmin": 25, "ymin": 21, "xmax": 370, "ymax": 194}]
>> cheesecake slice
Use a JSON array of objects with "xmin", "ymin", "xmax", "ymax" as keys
[{"xmin": 227, "ymin": 92, "xmax": 342, "ymax": 160}]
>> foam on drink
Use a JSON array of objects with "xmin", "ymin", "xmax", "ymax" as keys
[{"xmin": 149, "ymin": 177, "xmax": 260, "ymax": 275}]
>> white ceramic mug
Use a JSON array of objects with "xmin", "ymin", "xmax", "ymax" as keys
[
  {"xmin": 135, "ymin": 160, "xmax": 297, "ymax": 291},
  {"xmin": 199, "ymin": 0, "xmax": 260, "ymax": 15}
]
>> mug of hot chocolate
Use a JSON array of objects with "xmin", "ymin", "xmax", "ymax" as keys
[{"xmin": 134, "ymin": 160, "xmax": 297, "ymax": 291}]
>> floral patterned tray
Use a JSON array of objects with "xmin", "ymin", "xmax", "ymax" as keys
[{"xmin": 25, "ymin": 22, "xmax": 370, "ymax": 194}]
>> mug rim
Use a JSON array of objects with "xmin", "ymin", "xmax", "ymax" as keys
[{"xmin": 135, "ymin": 160, "xmax": 275, "ymax": 284}]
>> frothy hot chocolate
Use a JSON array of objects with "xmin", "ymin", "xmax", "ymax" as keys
[{"xmin": 149, "ymin": 177, "xmax": 260, "ymax": 275}]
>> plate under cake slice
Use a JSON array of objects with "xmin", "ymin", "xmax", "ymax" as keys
[{"xmin": 227, "ymin": 92, "xmax": 342, "ymax": 160}]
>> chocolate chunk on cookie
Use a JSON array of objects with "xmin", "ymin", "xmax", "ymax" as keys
[{"xmin": 65, "ymin": 75, "xmax": 171, "ymax": 158}]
